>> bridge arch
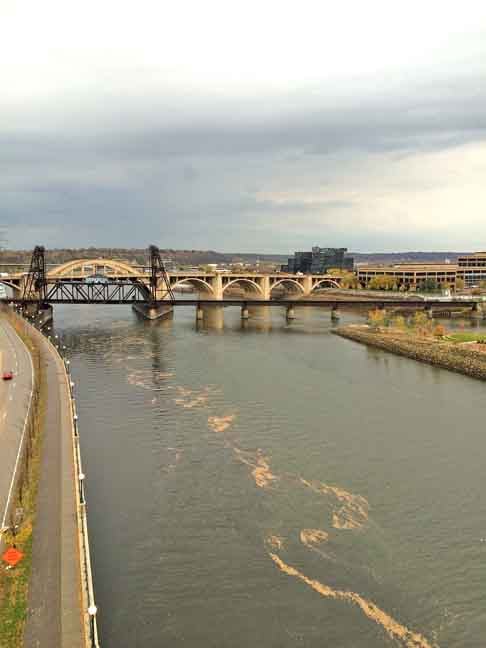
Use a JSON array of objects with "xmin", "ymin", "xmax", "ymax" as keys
[
  {"xmin": 48, "ymin": 258, "xmax": 142, "ymax": 277},
  {"xmin": 270, "ymin": 279, "xmax": 305, "ymax": 294},
  {"xmin": 311, "ymin": 278, "xmax": 341, "ymax": 291},
  {"xmin": 222, "ymin": 278, "xmax": 263, "ymax": 296},
  {"xmin": 170, "ymin": 278, "xmax": 215, "ymax": 295}
]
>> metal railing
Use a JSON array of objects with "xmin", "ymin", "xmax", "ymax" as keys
[{"xmin": 62, "ymin": 355, "xmax": 100, "ymax": 648}]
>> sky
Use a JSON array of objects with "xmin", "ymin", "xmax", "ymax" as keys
[{"xmin": 1, "ymin": 0, "xmax": 486, "ymax": 253}]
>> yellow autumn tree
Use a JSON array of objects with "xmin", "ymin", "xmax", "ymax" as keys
[
  {"xmin": 390, "ymin": 315, "xmax": 406, "ymax": 330},
  {"xmin": 368, "ymin": 309, "xmax": 387, "ymax": 329}
]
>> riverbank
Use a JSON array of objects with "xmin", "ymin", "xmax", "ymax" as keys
[
  {"xmin": 0, "ymin": 311, "xmax": 44, "ymax": 648},
  {"xmin": 0, "ymin": 307, "xmax": 98, "ymax": 647},
  {"xmin": 334, "ymin": 324, "xmax": 486, "ymax": 381},
  {"xmin": 22, "ymin": 321, "xmax": 90, "ymax": 648}
]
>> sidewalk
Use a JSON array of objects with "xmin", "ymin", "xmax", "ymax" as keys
[{"xmin": 23, "ymin": 329, "xmax": 85, "ymax": 648}]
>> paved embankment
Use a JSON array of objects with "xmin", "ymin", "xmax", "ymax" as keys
[
  {"xmin": 23, "ymin": 327, "xmax": 85, "ymax": 648},
  {"xmin": 334, "ymin": 325, "xmax": 486, "ymax": 381},
  {"xmin": 0, "ymin": 319, "xmax": 34, "ymax": 545}
]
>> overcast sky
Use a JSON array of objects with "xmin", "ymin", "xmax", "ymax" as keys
[{"xmin": 2, "ymin": 0, "xmax": 486, "ymax": 252}]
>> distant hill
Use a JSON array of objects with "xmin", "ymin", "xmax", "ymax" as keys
[
  {"xmin": 350, "ymin": 251, "xmax": 468, "ymax": 265},
  {"xmin": 0, "ymin": 248, "xmax": 472, "ymax": 267}
]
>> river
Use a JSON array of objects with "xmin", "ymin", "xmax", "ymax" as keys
[{"xmin": 52, "ymin": 304, "xmax": 485, "ymax": 647}]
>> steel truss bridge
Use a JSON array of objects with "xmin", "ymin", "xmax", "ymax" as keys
[{"xmin": 1, "ymin": 246, "xmax": 484, "ymax": 319}]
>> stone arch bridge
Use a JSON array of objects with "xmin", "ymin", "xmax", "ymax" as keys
[
  {"xmin": 4, "ymin": 257, "xmax": 341, "ymax": 300},
  {"xmin": 3, "ymin": 250, "xmax": 483, "ymax": 323}
]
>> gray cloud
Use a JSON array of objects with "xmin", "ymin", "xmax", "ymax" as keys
[{"xmin": 2, "ymin": 65, "xmax": 486, "ymax": 251}]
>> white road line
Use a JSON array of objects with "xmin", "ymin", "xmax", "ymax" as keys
[{"xmin": 0, "ymin": 320, "xmax": 34, "ymax": 534}]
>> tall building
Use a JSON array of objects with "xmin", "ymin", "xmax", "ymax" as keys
[{"xmin": 282, "ymin": 246, "xmax": 353, "ymax": 274}]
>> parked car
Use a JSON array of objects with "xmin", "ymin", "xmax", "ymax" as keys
[{"xmin": 2, "ymin": 371, "xmax": 14, "ymax": 380}]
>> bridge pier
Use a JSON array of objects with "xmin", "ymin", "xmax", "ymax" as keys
[
  {"xmin": 471, "ymin": 301, "xmax": 484, "ymax": 319},
  {"xmin": 241, "ymin": 304, "xmax": 249, "ymax": 320},
  {"xmin": 204, "ymin": 305, "xmax": 224, "ymax": 329},
  {"xmin": 36, "ymin": 305, "xmax": 54, "ymax": 328},
  {"xmin": 257, "ymin": 276, "xmax": 271, "ymax": 301},
  {"xmin": 132, "ymin": 302, "xmax": 173, "ymax": 320},
  {"xmin": 196, "ymin": 304, "xmax": 204, "ymax": 320},
  {"xmin": 425, "ymin": 306, "xmax": 433, "ymax": 319},
  {"xmin": 210, "ymin": 275, "xmax": 223, "ymax": 300},
  {"xmin": 21, "ymin": 303, "xmax": 53, "ymax": 328},
  {"xmin": 286, "ymin": 305, "xmax": 296, "ymax": 320},
  {"xmin": 302, "ymin": 275, "xmax": 313, "ymax": 297},
  {"xmin": 331, "ymin": 305, "xmax": 340, "ymax": 321}
]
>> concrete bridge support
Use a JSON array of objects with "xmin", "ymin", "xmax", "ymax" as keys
[
  {"xmin": 22, "ymin": 303, "xmax": 54, "ymax": 328},
  {"xmin": 210, "ymin": 274, "xmax": 223, "ymax": 300},
  {"xmin": 257, "ymin": 276, "xmax": 271, "ymax": 300},
  {"xmin": 286, "ymin": 305, "xmax": 296, "ymax": 320},
  {"xmin": 241, "ymin": 305, "xmax": 249, "ymax": 320},
  {"xmin": 331, "ymin": 305, "xmax": 340, "ymax": 321},
  {"xmin": 471, "ymin": 302, "xmax": 484, "ymax": 319},
  {"xmin": 302, "ymin": 275, "xmax": 313, "ymax": 297},
  {"xmin": 204, "ymin": 305, "xmax": 224, "ymax": 329},
  {"xmin": 132, "ymin": 302, "xmax": 174, "ymax": 320},
  {"xmin": 196, "ymin": 304, "xmax": 204, "ymax": 321},
  {"xmin": 36, "ymin": 305, "xmax": 54, "ymax": 328}
]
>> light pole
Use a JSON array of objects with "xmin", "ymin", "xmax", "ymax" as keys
[
  {"xmin": 87, "ymin": 604, "xmax": 97, "ymax": 647},
  {"xmin": 79, "ymin": 472, "xmax": 86, "ymax": 505}
]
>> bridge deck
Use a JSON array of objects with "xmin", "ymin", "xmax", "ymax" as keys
[{"xmin": 2, "ymin": 298, "xmax": 477, "ymax": 308}]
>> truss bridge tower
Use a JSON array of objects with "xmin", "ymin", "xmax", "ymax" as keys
[{"xmin": 132, "ymin": 245, "xmax": 175, "ymax": 320}]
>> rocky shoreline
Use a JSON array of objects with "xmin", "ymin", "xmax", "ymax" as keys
[{"xmin": 334, "ymin": 325, "xmax": 486, "ymax": 381}]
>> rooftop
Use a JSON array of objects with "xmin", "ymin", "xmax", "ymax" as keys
[{"xmin": 359, "ymin": 264, "xmax": 458, "ymax": 271}]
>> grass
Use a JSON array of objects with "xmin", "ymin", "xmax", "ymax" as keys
[
  {"xmin": 445, "ymin": 332, "xmax": 486, "ymax": 343},
  {"xmin": 0, "ymin": 312, "xmax": 45, "ymax": 648}
]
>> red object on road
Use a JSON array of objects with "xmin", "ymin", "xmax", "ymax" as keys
[
  {"xmin": 2, "ymin": 371, "xmax": 13, "ymax": 380},
  {"xmin": 2, "ymin": 546, "xmax": 24, "ymax": 567}
]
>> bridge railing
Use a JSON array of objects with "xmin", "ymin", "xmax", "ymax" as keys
[{"xmin": 61, "ymin": 352, "xmax": 101, "ymax": 648}]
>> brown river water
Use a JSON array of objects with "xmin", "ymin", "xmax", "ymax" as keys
[{"xmin": 52, "ymin": 304, "xmax": 486, "ymax": 647}]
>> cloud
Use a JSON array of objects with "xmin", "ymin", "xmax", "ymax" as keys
[{"xmin": 1, "ymin": 2, "xmax": 486, "ymax": 251}]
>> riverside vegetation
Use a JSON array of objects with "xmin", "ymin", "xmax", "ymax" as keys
[{"xmin": 334, "ymin": 309, "xmax": 486, "ymax": 381}]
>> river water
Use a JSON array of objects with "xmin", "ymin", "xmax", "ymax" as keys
[{"xmin": 52, "ymin": 304, "xmax": 485, "ymax": 648}]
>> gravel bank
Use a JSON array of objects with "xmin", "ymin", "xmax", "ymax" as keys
[{"xmin": 334, "ymin": 325, "xmax": 486, "ymax": 381}]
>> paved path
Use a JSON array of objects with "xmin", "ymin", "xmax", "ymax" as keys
[
  {"xmin": 23, "ymin": 328, "xmax": 85, "ymax": 648},
  {"xmin": 0, "ymin": 318, "xmax": 34, "ymax": 537}
]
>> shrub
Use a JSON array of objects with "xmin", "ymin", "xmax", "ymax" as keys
[
  {"xmin": 433, "ymin": 324, "xmax": 446, "ymax": 338},
  {"xmin": 390, "ymin": 315, "xmax": 406, "ymax": 330},
  {"xmin": 368, "ymin": 309, "xmax": 386, "ymax": 328}
]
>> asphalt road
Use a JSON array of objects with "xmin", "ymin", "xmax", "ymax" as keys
[{"xmin": 0, "ymin": 318, "xmax": 34, "ymax": 536}]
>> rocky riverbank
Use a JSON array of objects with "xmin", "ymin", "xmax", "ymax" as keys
[{"xmin": 334, "ymin": 324, "xmax": 486, "ymax": 381}]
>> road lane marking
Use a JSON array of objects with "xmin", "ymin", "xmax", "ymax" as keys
[{"xmin": 0, "ymin": 320, "xmax": 34, "ymax": 534}]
